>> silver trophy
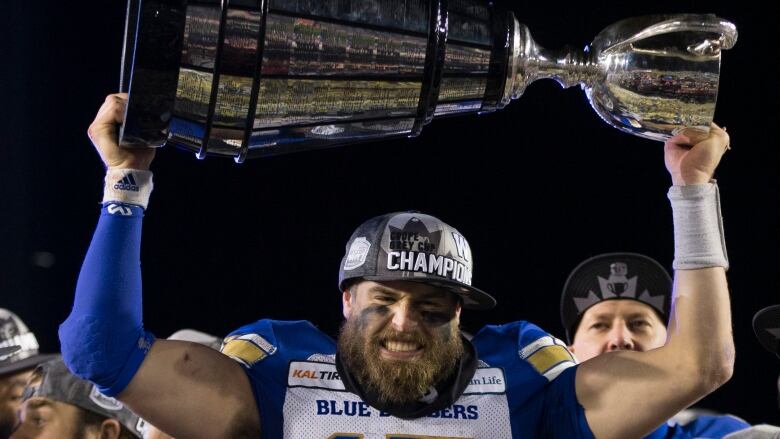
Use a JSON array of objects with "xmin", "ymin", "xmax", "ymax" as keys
[{"xmin": 120, "ymin": 0, "xmax": 736, "ymax": 161}]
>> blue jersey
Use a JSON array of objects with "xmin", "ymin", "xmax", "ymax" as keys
[
  {"xmin": 646, "ymin": 413, "xmax": 749, "ymax": 438},
  {"xmin": 221, "ymin": 319, "xmax": 593, "ymax": 438}
]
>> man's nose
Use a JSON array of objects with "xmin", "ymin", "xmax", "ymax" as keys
[
  {"xmin": 606, "ymin": 323, "xmax": 635, "ymax": 352},
  {"xmin": 390, "ymin": 300, "xmax": 420, "ymax": 332}
]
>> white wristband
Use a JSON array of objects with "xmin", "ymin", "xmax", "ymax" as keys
[
  {"xmin": 102, "ymin": 168, "xmax": 153, "ymax": 210},
  {"xmin": 668, "ymin": 180, "xmax": 728, "ymax": 270}
]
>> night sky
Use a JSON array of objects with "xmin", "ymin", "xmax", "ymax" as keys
[{"xmin": 2, "ymin": 0, "xmax": 777, "ymax": 427}]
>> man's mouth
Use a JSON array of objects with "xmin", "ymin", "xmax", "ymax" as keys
[
  {"xmin": 383, "ymin": 340, "xmax": 421, "ymax": 352},
  {"xmin": 379, "ymin": 340, "xmax": 424, "ymax": 359}
]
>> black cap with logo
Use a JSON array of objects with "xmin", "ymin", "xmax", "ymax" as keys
[
  {"xmin": 560, "ymin": 253, "xmax": 672, "ymax": 343},
  {"xmin": 339, "ymin": 212, "xmax": 496, "ymax": 310},
  {"xmin": 0, "ymin": 308, "xmax": 59, "ymax": 376},
  {"xmin": 22, "ymin": 358, "xmax": 146, "ymax": 438}
]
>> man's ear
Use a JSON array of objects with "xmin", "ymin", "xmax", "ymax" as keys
[
  {"xmin": 342, "ymin": 290, "xmax": 353, "ymax": 319},
  {"xmin": 98, "ymin": 418, "xmax": 122, "ymax": 439}
]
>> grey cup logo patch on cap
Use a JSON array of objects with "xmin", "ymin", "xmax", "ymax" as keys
[
  {"xmin": 599, "ymin": 262, "xmax": 634, "ymax": 297},
  {"xmin": 383, "ymin": 216, "xmax": 473, "ymax": 285},
  {"xmin": 573, "ymin": 261, "xmax": 665, "ymax": 314},
  {"xmin": 388, "ymin": 217, "xmax": 442, "ymax": 253},
  {"xmin": 343, "ymin": 237, "xmax": 371, "ymax": 271}
]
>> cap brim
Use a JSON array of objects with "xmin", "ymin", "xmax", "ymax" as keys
[
  {"xmin": 361, "ymin": 275, "xmax": 496, "ymax": 310},
  {"xmin": 0, "ymin": 353, "xmax": 60, "ymax": 377}
]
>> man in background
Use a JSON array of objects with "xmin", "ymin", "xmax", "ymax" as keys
[
  {"xmin": 561, "ymin": 252, "xmax": 749, "ymax": 438},
  {"xmin": 0, "ymin": 309, "xmax": 58, "ymax": 438},
  {"xmin": 11, "ymin": 358, "xmax": 144, "ymax": 439}
]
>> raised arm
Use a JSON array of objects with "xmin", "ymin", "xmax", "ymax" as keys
[
  {"xmin": 59, "ymin": 94, "xmax": 259, "ymax": 438},
  {"xmin": 575, "ymin": 125, "xmax": 734, "ymax": 439}
]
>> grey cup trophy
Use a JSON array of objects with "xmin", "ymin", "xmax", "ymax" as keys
[{"xmin": 120, "ymin": 0, "xmax": 737, "ymax": 162}]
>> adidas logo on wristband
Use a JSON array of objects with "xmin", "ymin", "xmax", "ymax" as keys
[
  {"xmin": 103, "ymin": 169, "xmax": 153, "ymax": 209},
  {"xmin": 113, "ymin": 173, "xmax": 139, "ymax": 192}
]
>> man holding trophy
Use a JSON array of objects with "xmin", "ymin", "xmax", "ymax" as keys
[
  {"xmin": 56, "ymin": 90, "xmax": 733, "ymax": 438},
  {"xmin": 57, "ymin": 0, "xmax": 740, "ymax": 437}
]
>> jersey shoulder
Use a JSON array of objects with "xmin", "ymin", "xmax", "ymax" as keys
[
  {"xmin": 649, "ymin": 411, "xmax": 750, "ymax": 439},
  {"xmin": 473, "ymin": 320, "xmax": 577, "ymax": 382},
  {"xmin": 221, "ymin": 319, "xmax": 336, "ymax": 369},
  {"xmin": 681, "ymin": 414, "xmax": 750, "ymax": 437}
]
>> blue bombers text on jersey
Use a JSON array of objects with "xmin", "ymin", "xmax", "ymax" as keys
[{"xmin": 221, "ymin": 319, "xmax": 593, "ymax": 438}]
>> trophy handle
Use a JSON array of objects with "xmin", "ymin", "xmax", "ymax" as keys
[{"xmin": 600, "ymin": 15, "xmax": 738, "ymax": 56}]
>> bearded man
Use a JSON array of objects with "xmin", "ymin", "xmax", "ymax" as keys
[{"xmin": 59, "ymin": 93, "xmax": 735, "ymax": 439}]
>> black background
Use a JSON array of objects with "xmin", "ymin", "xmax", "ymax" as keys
[{"xmin": 2, "ymin": 0, "xmax": 778, "ymax": 427}]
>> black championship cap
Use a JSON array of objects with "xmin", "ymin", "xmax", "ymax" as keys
[
  {"xmin": 338, "ymin": 212, "xmax": 496, "ymax": 310},
  {"xmin": 0, "ymin": 308, "xmax": 59, "ymax": 376},
  {"xmin": 560, "ymin": 253, "xmax": 672, "ymax": 343},
  {"xmin": 22, "ymin": 358, "xmax": 146, "ymax": 438},
  {"xmin": 752, "ymin": 304, "xmax": 780, "ymax": 358}
]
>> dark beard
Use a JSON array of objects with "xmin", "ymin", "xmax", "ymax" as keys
[{"xmin": 337, "ymin": 316, "xmax": 464, "ymax": 405}]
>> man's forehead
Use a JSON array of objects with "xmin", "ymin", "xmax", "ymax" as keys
[
  {"xmin": 361, "ymin": 281, "xmax": 453, "ymax": 300},
  {"xmin": 20, "ymin": 396, "xmax": 60, "ymax": 413},
  {"xmin": 582, "ymin": 299, "xmax": 661, "ymax": 320}
]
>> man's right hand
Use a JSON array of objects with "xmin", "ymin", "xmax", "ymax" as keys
[{"xmin": 88, "ymin": 93, "xmax": 155, "ymax": 170}]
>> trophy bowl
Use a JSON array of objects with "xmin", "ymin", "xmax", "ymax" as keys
[{"xmin": 584, "ymin": 15, "xmax": 738, "ymax": 142}]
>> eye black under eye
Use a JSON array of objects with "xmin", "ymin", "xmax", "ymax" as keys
[{"xmin": 421, "ymin": 310, "xmax": 451, "ymax": 325}]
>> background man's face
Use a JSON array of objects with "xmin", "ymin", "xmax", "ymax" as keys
[
  {"xmin": 570, "ymin": 299, "xmax": 667, "ymax": 362},
  {"xmin": 10, "ymin": 397, "xmax": 84, "ymax": 439},
  {"xmin": 0, "ymin": 369, "xmax": 33, "ymax": 438}
]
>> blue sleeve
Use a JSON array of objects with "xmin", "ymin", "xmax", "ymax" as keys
[
  {"xmin": 645, "ymin": 414, "xmax": 750, "ymax": 439},
  {"xmin": 539, "ymin": 365, "xmax": 595, "ymax": 439},
  {"xmin": 58, "ymin": 203, "xmax": 156, "ymax": 397},
  {"xmin": 685, "ymin": 415, "xmax": 750, "ymax": 438}
]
